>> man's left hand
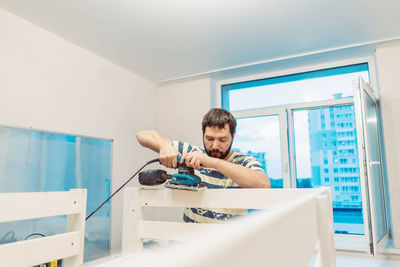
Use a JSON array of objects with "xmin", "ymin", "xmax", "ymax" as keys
[{"xmin": 181, "ymin": 151, "xmax": 216, "ymax": 169}]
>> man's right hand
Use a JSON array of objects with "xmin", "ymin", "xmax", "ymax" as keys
[
  {"xmin": 159, "ymin": 141, "xmax": 181, "ymax": 169},
  {"xmin": 136, "ymin": 130, "xmax": 181, "ymax": 168}
]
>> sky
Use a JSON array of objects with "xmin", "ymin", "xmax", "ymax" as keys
[
  {"xmin": 229, "ymin": 72, "xmax": 369, "ymax": 111},
  {"xmin": 233, "ymin": 115, "xmax": 282, "ymax": 178}
]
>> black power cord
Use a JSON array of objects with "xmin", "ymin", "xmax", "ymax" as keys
[
  {"xmin": 24, "ymin": 233, "xmax": 62, "ymax": 267},
  {"xmin": 24, "ymin": 232, "xmax": 46, "ymax": 240},
  {"xmin": 85, "ymin": 158, "xmax": 160, "ymax": 221}
]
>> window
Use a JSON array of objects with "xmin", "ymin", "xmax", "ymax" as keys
[
  {"xmin": 220, "ymin": 61, "xmax": 390, "ymax": 253},
  {"xmin": 220, "ymin": 62, "xmax": 375, "ymax": 238}
]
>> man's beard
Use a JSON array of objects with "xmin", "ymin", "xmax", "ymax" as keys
[{"xmin": 204, "ymin": 141, "xmax": 233, "ymax": 159}]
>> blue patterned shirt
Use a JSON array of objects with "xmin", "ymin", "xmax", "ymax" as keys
[{"xmin": 171, "ymin": 140, "xmax": 265, "ymax": 223}]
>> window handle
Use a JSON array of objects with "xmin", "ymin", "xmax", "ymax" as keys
[{"xmin": 369, "ymin": 160, "xmax": 380, "ymax": 166}]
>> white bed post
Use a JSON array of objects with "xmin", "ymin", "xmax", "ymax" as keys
[
  {"xmin": 122, "ymin": 187, "xmax": 143, "ymax": 255},
  {"xmin": 64, "ymin": 189, "xmax": 87, "ymax": 267},
  {"xmin": 315, "ymin": 189, "xmax": 336, "ymax": 267}
]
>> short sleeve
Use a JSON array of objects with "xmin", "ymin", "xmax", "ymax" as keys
[
  {"xmin": 171, "ymin": 140, "xmax": 203, "ymax": 155},
  {"xmin": 242, "ymin": 156, "xmax": 265, "ymax": 172}
]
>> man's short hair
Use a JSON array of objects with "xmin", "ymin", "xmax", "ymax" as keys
[{"xmin": 202, "ymin": 108, "xmax": 236, "ymax": 136}]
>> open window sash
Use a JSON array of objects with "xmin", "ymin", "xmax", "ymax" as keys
[{"xmin": 353, "ymin": 77, "xmax": 389, "ymax": 255}]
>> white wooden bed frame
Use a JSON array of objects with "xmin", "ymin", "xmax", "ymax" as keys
[
  {"xmin": 85, "ymin": 187, "xmax": 336, "ymax": 267},
  {"xmin": 0, "ymin": 189, "xmax": 87, "ymax": 267}
]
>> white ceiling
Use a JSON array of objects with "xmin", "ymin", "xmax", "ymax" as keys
[{"xmin": 1, "ymin": 0, "xmax": 400, "ymax": 83}]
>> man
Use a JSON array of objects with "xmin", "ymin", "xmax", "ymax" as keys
[{"xmin": 136, "ymin": 108, "xmax": 270, "ymax": 223}]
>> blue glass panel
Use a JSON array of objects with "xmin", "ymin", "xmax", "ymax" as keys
[
  {"xmin": 294, "ymin": 106, "xmax": 364, "ymax": 235},
  {"xmin": 0, "ymin": 126, "xmax": 112, "ymax": 262}
]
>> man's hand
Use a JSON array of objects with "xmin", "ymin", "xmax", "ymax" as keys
[
  {"xmin": 159, "ymin": 141, "xmax": 181, "ymax": 169},
  {"xmin": 182, "ymin": 151, "xmax": 270, "ymax": 188},
  {"xmin": 136, "ymin": 130, "xmax": 181, "ymax": 169},
  {"xmin": 181, "ymin": 151, "xmax": 216, "ymax": 169}
]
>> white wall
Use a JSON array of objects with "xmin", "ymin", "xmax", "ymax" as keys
[
  {"xmin": 157, "ymin": 78, "xmax": 211, "ymax": 146},
  {"xmin": 144, "ymin": 78, "xmax": 211, "ymax": 222},
  {"xmin": 376, "ymin": 43, "xmax": 400, "ymax": 247},
  {"xmin": 0, "ymin": 8, "xmax": 158, "ymax": 252}
]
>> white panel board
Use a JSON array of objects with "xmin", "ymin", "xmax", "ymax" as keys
[
  {"xmin": 138, "ymin": 187, "xmax": 326, "ymax": 209},
  {"xmin": 0, "ymin": 191, "xmax": 84, "ymax": 222},
  {"xmin": 0, "ymin": 232, "xmax": 79, "ymax": 267}
]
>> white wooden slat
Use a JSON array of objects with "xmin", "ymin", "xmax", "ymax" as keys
[
  {"xmin": 138, "ymin": 187, "xmax": 327, "ymax": 209},
  {"xmin": 0, "ymin": 191, "xmax": 84, "ymax": 222},
  {"xmin": 64, "ymin": 189, "xmax": 87, "ymax": 267},
  {"xmin": 0, "ymin": 231, "xmax": 80, "ymax": 267},
  {"xmin": 314, "ymin": 193, "xmax": 336, "ymax": 267},
  {"xmin": 140, "ymin": 221, "xmax": 228, "ymax": 242},
  {"xmin": 122, "ymin": 187, "xmax": 144, "ymax": 255}
]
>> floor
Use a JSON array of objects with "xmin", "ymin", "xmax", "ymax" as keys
[
  {"xmin": 337, "ymin": 256, "xmax": 400, "ymax": 267},
  {"xmin": 84, "ymin": 254, "xmax": 400, "ymax": 267}
]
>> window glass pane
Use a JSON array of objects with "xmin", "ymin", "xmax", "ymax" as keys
[
  {"xmin": 364, "ymin": 94, "xmax": 387, "ymax": 241},
  {"xmin": 222, "ymin": 64, "xmax": 369, "ymax": 111},
  {"xmin": 232, "ymin": 116, "xmax": 282, "ymax": 188},
  {"xmin": 293, "ymin": 106, "xmax": 364, "ymax": 235}
]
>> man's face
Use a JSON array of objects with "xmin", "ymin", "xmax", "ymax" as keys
[{"xmin": 203, "ymin": 124, "xmax": 234, "ymax": 159}]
